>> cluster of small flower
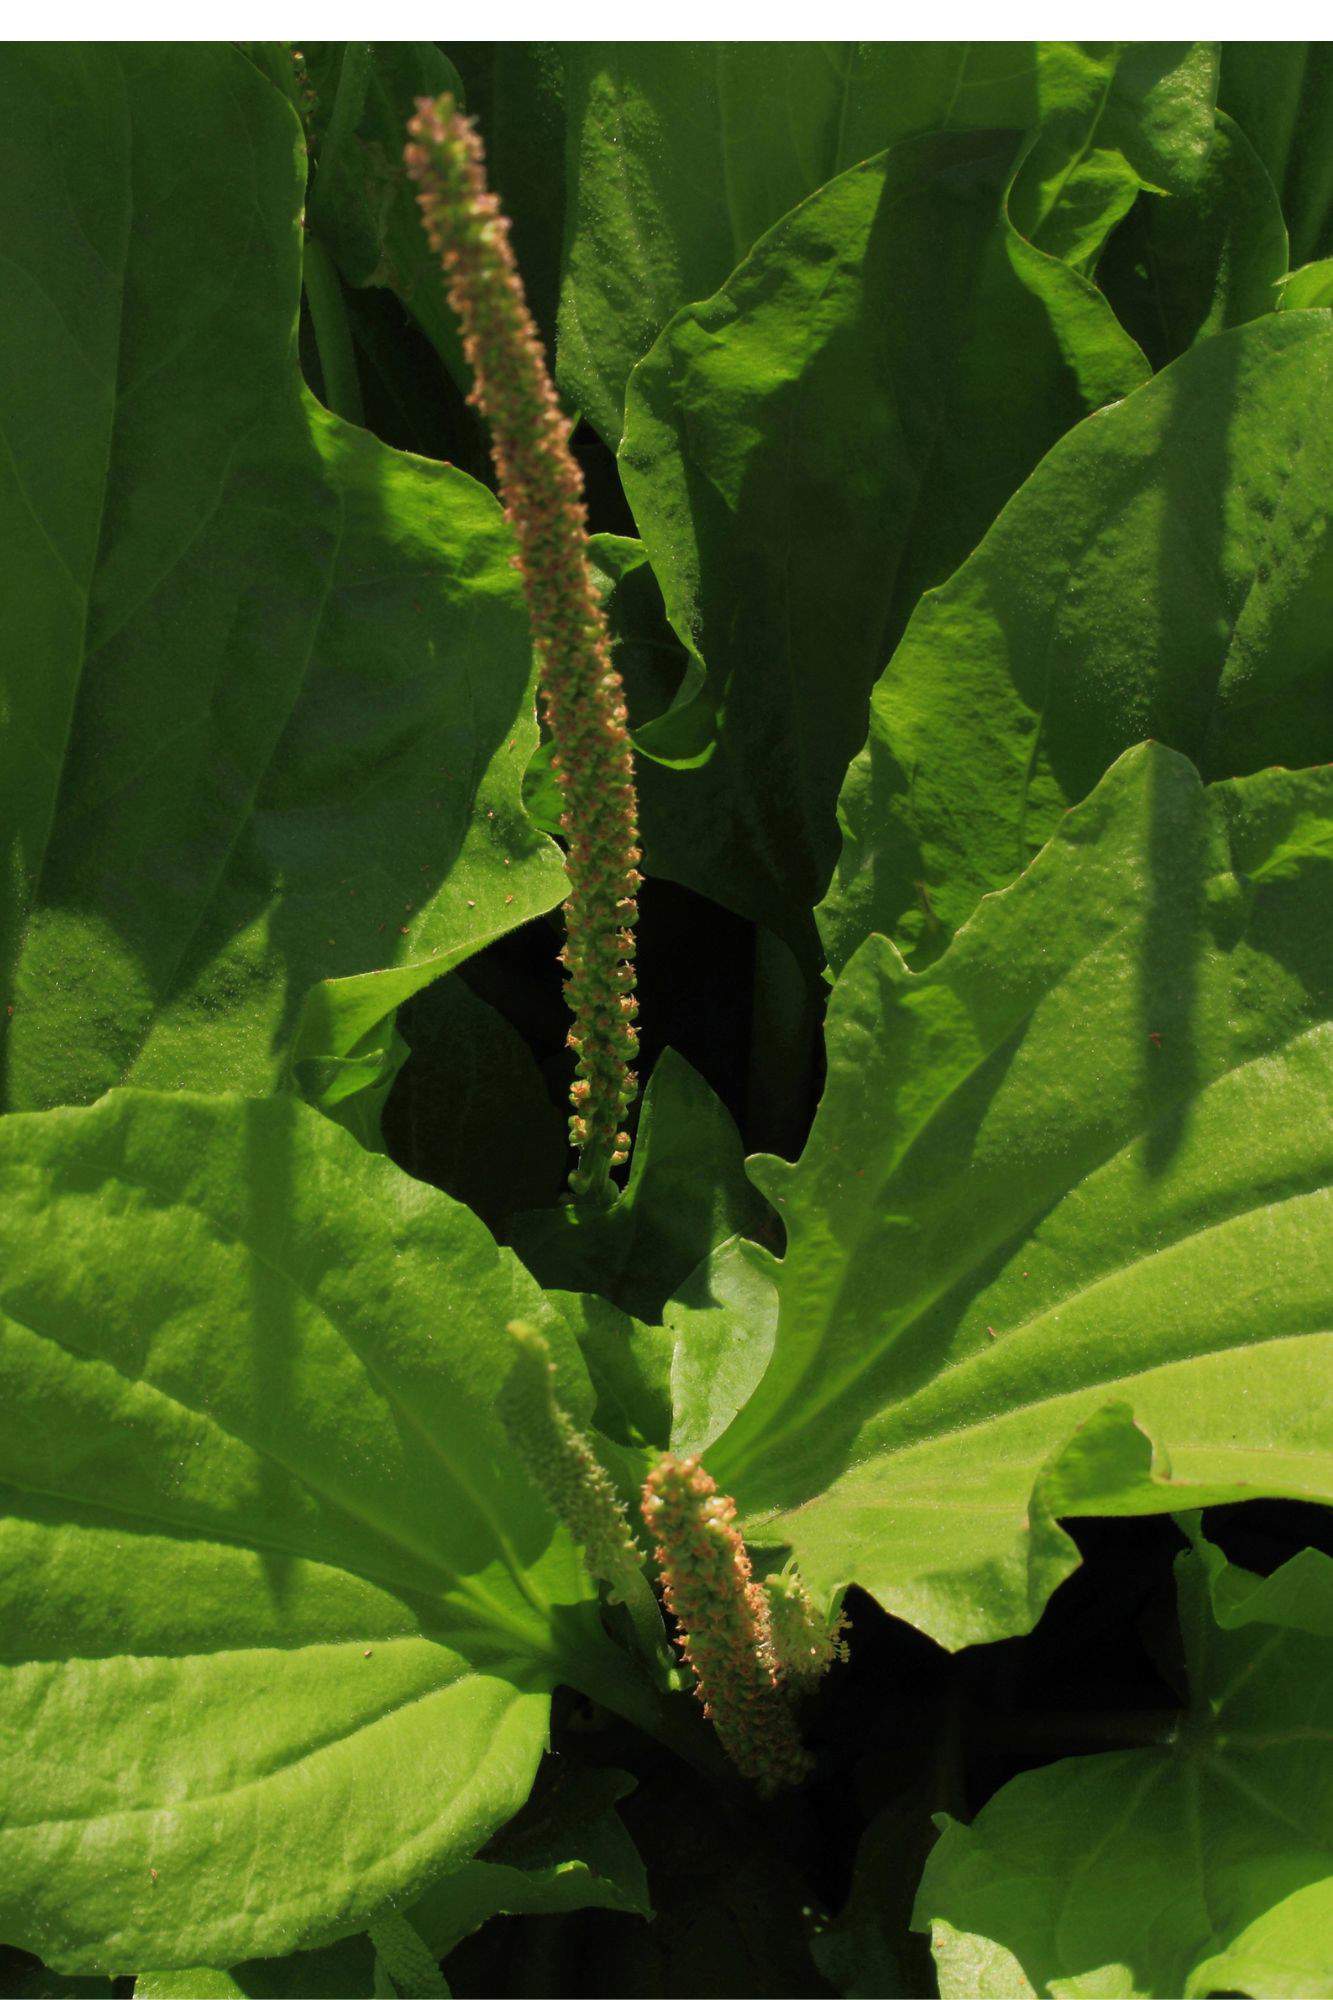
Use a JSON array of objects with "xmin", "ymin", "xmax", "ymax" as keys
[{"xmin": 406, "ymin": 96, "xmax": 641, "ymax": 1205}]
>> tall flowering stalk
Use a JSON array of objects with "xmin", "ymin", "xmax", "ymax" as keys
[
  {"xmin": 405, "ymin": 97, "xmax": 641, "ymax": 1205},
  {"xmin": 641, "ymin": 1456, "xmax": 811, "ymax": 1794}
]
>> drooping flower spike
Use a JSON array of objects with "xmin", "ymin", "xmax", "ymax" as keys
[
  {"xmin": 405, "ymin": 95, "xmax": 641, "ymax": 1205},
  {"xmin": 641, "ymin": 1455, "xmax": 812, "ymax": 1794}
]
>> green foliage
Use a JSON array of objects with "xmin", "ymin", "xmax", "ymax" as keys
[
  {"xmin": 706, "ymin": 748, "xmax": 1332, "ymax": 1646},
  {"xmin": 511, "ymin": 1048, "xmax": 771, "ymax": 1321},
  {"xmin": 915, "ymin": 1533, "xmax": 1333, "ymax": 1997},
  {"xmin": 299, "ymin": 44, "xmax": 468, "ymax": 384},
  {"xmin": 0, "ymin": 45, "xmax": 563, "ymax": 1121},
  {"xmin": 558, "ymin": 43, "xmax": 1210, "ymax": 447},
  {"xmin": 1219, "ymin": 42, "xmax": 1333, "ymax": 263},
  {"xmin": 3, "ymin": 35, "xmax": 1331, "ymax": 2000},
  {"xmin": 1098, "ymin": 111, "xmax": 1288, "ymax": 367},
  {"xmin": 0, "ymin": 1090, "xmax": 655, "ymax": 1971},
  {"xmin": 383, "ymin": 974, "xmax": 565, "ymax": 1227},
  {"xmin": 820, "ymin": 313, "xmax": 1333, "ymax": 972},
  {"xmin": 132, "ymin": 1767, "xmax": 647, "ymax": 1997},
  {"xmin": 620, "ymin": 126, "xmax": 1146, "ymax": 953}
]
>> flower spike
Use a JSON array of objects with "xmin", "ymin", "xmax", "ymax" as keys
[
  {"xmin": 641, "ymin": 1455, "xmax": 811, "ymax": 1794},
  {"xmin": 498, "ymin": 1322, "xmax": 646, "ymax": 1605},
  {"xmin": 405, "ymin": 95, "xmax": 641, "ymax": 1205}
]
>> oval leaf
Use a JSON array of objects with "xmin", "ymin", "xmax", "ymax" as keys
[{"xmin": 0, "ymin": 1092, "xmax": 637, "ymax": 1970}]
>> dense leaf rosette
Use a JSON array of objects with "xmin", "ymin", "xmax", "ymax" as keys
[
  {"xmin": 0, "ymin": 1092, "xmax": 643, "ymax": 1971},
  {"xmin": 683, "ymin": 746, "xmax": 1332, "ymax": 1646}
]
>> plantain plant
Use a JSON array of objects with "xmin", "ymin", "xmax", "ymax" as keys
[{"xmin": 1, "ymin": 39, "xmax": 1330, "ymax": 2000}]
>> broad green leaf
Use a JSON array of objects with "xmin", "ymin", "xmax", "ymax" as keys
[
  {"xmin": 620, "ymin": 130, "xmax": 1146, "ymax": 955},
  {"xmin": 927, "ymin": 1925, "xmax": 1033, "ymax": 1999},
  {"xmin": 820, "ymin": 311, "xmax": 1333, "ymax": 973},
  {"xmin": 135, "ymin": 1767, "xmax": 647, "ymax": 1997},
  {"xmin": 1220, "ymin": 43, "xmax": 1333, "ymax": 264},
  {"xmin": 0, "ymin": 44, "xmax": 564, "ymax": 1116},
  {"xmin": 696, "ymin": 747, "xmax": 1333, "ymax": 1648},
  {"xmin": 558, "ymin": 43, "xmax": 1035, "ymax": 445},
  {"xmin": 558, "ymin": 43, "xmax": 1205, "ymax": 446},
  {"xmin": 137, "ymin": 1976, "xmax": 251, "ymax": 1999},
  {"xmin": 914, "ymin": 1538, "xmax": 1333, "ymax": 1998},
  {"xmin": 510, "ymin": 1049, "xmax": 771, "ymax": 1322},
  {"xmin": 666, "ymin": 1239, "xmax": 780, "ymax": 1464},
  {"xmin": 0, "ymin": 1091, "xmax": 656, "ymax": 1972},
  {"xmin": 1098, "ymin": 111, "xmax": 1288, "ymax": 369}
]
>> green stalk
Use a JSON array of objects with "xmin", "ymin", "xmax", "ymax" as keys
[
  {"xmin": 319, "ymin": 41, "xmax": 373, "ymax": 173},
  {"xmin": 302, "ymin": 235, "xmax": 364, "ymax": 425}
]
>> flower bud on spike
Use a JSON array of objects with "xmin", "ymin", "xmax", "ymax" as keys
[
  {"xmin": 406, "ymin": 96, "xmax": 640, "ymax": 1207},
  {"xmin": 765, "ymin": 1570, "xmax": 851, "ymax": 1691},
  {"xmin": 641, "ymin": 1456, "xmax": 811, "ymax": 1794},
  {"xmin": 498, "ymin": 1322, "xmax": 646, "ymax": 1606}
]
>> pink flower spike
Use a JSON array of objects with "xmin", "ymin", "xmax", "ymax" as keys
[
  {"xmin": 406, "ymin": 96, "xmax": 641, "ymax": 1206},
  {"xmin": 642, "ymin": 1456, "xmax": 811, "ymax": 1794}
]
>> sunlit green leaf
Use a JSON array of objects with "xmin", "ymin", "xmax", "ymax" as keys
[
  {"xmin": 1281, "ymin": 257, "xmax": 1333, "ymax": 309},
  {"xmin": 134, "ymin": 1767, "xmax": 648, "ymax": 1998},
  {"xmin": 692, "ymin": 748, "xmax": 1333, "ymax": 1648},
  {"xmin": 559, "ymin": 42, "xmax": 1205, "ymax": 446},
  {"xmin": 1098, "ymin": 110, "xmax": 1287, "ymax": 368},
  {"xmin": 0, "ymin": 1092, "xmax": 652, "ymax": 1971},
  {"xmin": 820, "ymin": 311, "xmax": 1333, "ymax": 973}
]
